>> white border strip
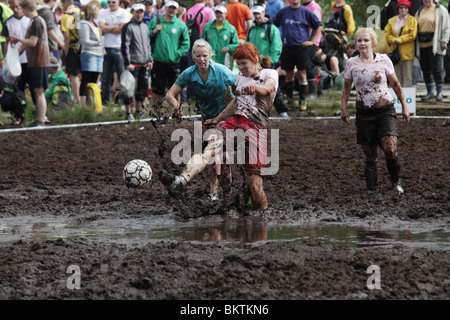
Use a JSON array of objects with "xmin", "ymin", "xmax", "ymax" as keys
[{"xmin": 0, "ymin": 115, "xmax": 448, "ymax": 133}]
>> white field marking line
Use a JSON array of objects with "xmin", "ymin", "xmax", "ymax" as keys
[{"xmin": 0, "ymin": 115, "xmax": 448, "ymax": 133}]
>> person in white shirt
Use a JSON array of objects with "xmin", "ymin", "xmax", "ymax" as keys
[{"xmin": 98, "ymin": 0, "xmax": 130, "ymax": 104}]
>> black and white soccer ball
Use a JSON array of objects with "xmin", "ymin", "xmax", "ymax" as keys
[{"xmin": 123, "ymin": 159, "xmax": 152, "ymax": 188}]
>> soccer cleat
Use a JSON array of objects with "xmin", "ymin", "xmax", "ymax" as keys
[
  {"xmin": 158, "ymin": 169, "xmax": 187, "ymax": 191},
  {"xmin": 299, "ymin": 100, "xmax": 307, "ymax": 111},
  {"xmin": 208, "ymin": 193, "xmax": 219, "ymax": 201}
]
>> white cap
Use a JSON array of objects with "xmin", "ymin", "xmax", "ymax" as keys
[
  {"xmin": 251, "ymin": 5, "xmax": 265, "ymax": 14},
  {"xmin": 131, "ymin": 3, "xmax": 145, "ymax": 11},
  {"xmin": 165, "ymin": 1, "xmax": 179, "ymax": 9},
  {"xmin": 213, "ymin": 5, "xmax": 227, "ymax": 14}
]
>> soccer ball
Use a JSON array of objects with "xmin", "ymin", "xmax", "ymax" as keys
[{"xmin": 123, "ymin": 159, "xmax": 152, "ymax": 188}]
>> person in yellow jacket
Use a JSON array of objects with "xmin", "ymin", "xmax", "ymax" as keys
[
  {"xmin": 325, "ymin": 0, "xmax": 355, "ymax": 36},
  {"xmin": 384, "ymin": 0, "xmax": 417, "ymax": 87}
]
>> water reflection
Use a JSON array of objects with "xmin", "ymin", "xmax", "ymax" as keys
[{"xmin": 0, "ymin": 216, "xmax": 448, "ymax": 250}]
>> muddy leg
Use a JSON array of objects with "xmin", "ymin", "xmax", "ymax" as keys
[
  {"xmin": 219, "ymin": 164, "xmax": 232, "ymax": 195},
  {"xmin": 246, "ymin": 173, "xmax": 267, "ymax": 210},
  {"xmin": 361, "ymin": 145, "xmax": 378, "ymax": 191},
  {"xmin": 209, "ymin": 164, "xmax": 220, "ymax": 194}
]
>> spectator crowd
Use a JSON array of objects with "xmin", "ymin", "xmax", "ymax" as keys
[{"xmin": 0, "ymin": 0, "xmax": 449, "ymax": 126}]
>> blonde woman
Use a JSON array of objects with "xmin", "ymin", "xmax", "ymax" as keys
[
  {"xmin": 78, "ymin": 0, "xmax": 104, "ymax": 105},
  {"xmin": 341, "ymin": 27, "xmax": 410, "ymax": 193},
  {"xmin": 384, "ymin": 0, "xmax": 418, "ymax": 87}
]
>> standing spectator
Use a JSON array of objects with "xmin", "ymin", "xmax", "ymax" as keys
[
  {"xmin": 2, "ymin": 0, "xmax": 30, "ymax": 125},
  {"xmin": 37, "ymin": 0, "xmax": 65, "ymax": 62},
  {"xmin": 415, "ymin": 0, "xmax": 450, "ymax": 101},
  {"xmin": 152, "ymin": 0, "xmax": 165, "ymax": 18},
  {"xmin": 78, "ymin": 0, "xmax": 104, "ymax": 106},
  {"xmin": 201, "ymin": 5, "xmax": 239, "ymax": 66},
  {"xmin": 226, "ymin": 0, "xmax": 252, "ymax": 43},
  {"xmin": 273, "ymin": 0, "xmax": 322, "ymax": 111},
  {"xmin": 60, "ymin": 0, "xmax": 82, "ymax": 103},
  {"xmin": 384, "ymin": 0, "xmax": 417, "ymax": 88},
  {"xmin": 98, "ymin": 0, "xmax": 130, "ymax": 104},
  {"xmin": 325, "ymin": 0, "xmax": 355, "ymax": 36},
  {"xmin": 302, "ymin": 0, "xmax": 322, "ymax": 47},
  {"xmin": 183, "ymin": 0, "xmax": 215, "ymax": 38},
  {"xmin": 246, "ymin": 4, "xmax": 288, "ymax": 118},
  {"xmin": 177, "ymin": 0, "xmax": 187, "ymax": 19},
  {"xmin": 0, "ymin": 1, "xmax": 13, "ymax": 60},
  {"xmin": 341, "ymin": 27, "xmax": 410, "ymax": 193},
  {"xmin": 121, "ymin": 2, "xmax": 153, "ymax": 120},
  {"xmin": 165, "ymin": 39, "xmax": 236, "ymax": 201},
  {"xmin": 10, "ymin": 0, "xmax": 49, "ymax": 127},
  {"xmin": 265, "ymin": 0, "xmax": 285, "ymax": 19},
  {"xmin": 302, "ymin": 0, "xmax": 322, "ymax": 99},
  {"xmin": 148, "ymin": 1, "xmax": 189, "ymax": 108},
  {"xmin": 143, "ymin": 0, "xmax": 155, "ymax": 25}
]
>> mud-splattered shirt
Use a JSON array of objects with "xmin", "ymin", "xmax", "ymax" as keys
[
  {"xmin": 344, "ymin": 53, "xmax": 395, "ymax": 109},
  {"xmin": 234, "ymin": 68, "xmax": 278, "ymax": 127}
]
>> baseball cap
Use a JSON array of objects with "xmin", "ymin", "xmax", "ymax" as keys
[
  {"xmin": 49, "ymin": 56, "xmax": 59, "ymax": 68},
  {"xmin": 251, "ymin": 5, "xmax": 265, "ymax": 14},
  {"xmin": 131, "ymin": 3, "xmax": 145, "ymax": 11},
  {"xmin": 165, "ymin": 1, "xmax": 179, "ymax": 9},
  {"xmin": 213, "ymin": 5, "xmax": 227, "ymax": 14}
]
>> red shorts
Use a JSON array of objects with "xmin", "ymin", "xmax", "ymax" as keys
[{"xmin": 216, "ymin": 115, "xmax": 268, "ymax": 176}]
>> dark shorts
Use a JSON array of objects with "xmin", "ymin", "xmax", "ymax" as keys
[
  {"xmin": 151, "ymin": 60, "xmax": 180, "ymax": 96},
  {"xmin": 27, "ymin": 67, "xmax": 49, "ymax": 90},
  {"xmin": 216, "ymin": 115, "xmax": 268, "ymax": 176},
  {"xmin": 65, "ymin": 47, "xmax": 81, "ymax": 76},
  {"xmin": 280, "ymin": 45, "xmax": 312, "ymax": 71},
  {"xmin": 355, "ymin": 104, "xmax": 398, "ymax": 145}
]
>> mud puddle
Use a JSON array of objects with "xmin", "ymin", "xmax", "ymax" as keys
[{"xmin": 0, "ymin": 214, "xmax": 448, "ymax": 250}]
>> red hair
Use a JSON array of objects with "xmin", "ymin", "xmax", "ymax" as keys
[{"xmin": 232, "ymin": 42, "xmax": 271, "ymax": 68}]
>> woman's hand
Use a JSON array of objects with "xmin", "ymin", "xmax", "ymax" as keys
[
  {"xmin": 402, "ymin": 108, "xmax": 410, "ymax": 125},
  {"xmin": 242, "ymin": 85, "xmax": 257, "ymax": 95},
  {"xmin": 340, "ymin": 108, "xmax": 351, "ymax": 123}
]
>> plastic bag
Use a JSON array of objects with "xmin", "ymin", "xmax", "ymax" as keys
[
  {"xmin": 3, "ymin": 44, "xmax": 22, "ymax": 84},
  {"xmin": 119, "ymin": 70, "xmax": 135, "ymax": 99}
]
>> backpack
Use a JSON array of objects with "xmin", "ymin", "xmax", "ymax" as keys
[
  {"xmin": 186, "ymin": 6, "xmax": 205, "ymax": 49},
  {"xmin": 380, "ymin": 0, "xmax": 398, "ymax": 30},
  {"xmin": 322, "ymin": 28, "xmax": 348, "ymax": 56}
]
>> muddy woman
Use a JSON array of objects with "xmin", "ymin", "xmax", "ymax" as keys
[
  {"xmin": 340, "ymin": 27, "xmax": 410, "ymax": 193},
  {"xmin": 160, "ymin": 42, "xmax": 278, "ymax": 209}
]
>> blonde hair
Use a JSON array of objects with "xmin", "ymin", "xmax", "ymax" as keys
[
  {"xmin": 19, "ymin": 0, "xmax": 36, "ymax": 11},
  {"xmin": 354, "ymin": 27, "xmax": 378, "ymax": 48},
  {"xmin": 192, "ymin": 39, "xmax": 214, "ymax": 57},
  {"xmin": 84, "ymin": 0, "xmax": 101, "ymax": 21}
]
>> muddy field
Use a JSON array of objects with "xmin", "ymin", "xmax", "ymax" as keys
[{"xmin": 0, "ymin": 116, "xmax": 449, "ymax": 303}]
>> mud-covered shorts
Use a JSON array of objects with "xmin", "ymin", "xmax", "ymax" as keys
[
  {"xmin": 355, "ymin": 104, "xmax": 398, "ymax": 146},
  {"xmin": 216, "ymin": 115, "xmax": 268, "ymax": 176}
]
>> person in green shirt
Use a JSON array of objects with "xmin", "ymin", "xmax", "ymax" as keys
[
  {"xmin": 200, "ymin": 5, "xmax": 239, "ymax": 67},
  {"xmin": 45, "ymin": 56, "xmax": 72, "ymax": 109},
  {"xmin": 0, "ymin": 2, "xmax": 14, "ymax": 60},
  {"xmin": 148, "ymin": 1, "xmax": 190, "ymax": 107}
]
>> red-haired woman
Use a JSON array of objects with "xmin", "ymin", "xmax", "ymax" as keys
[{"xmin": 160, "ymin": 42, "xmax": 278, "ymax": 210}]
